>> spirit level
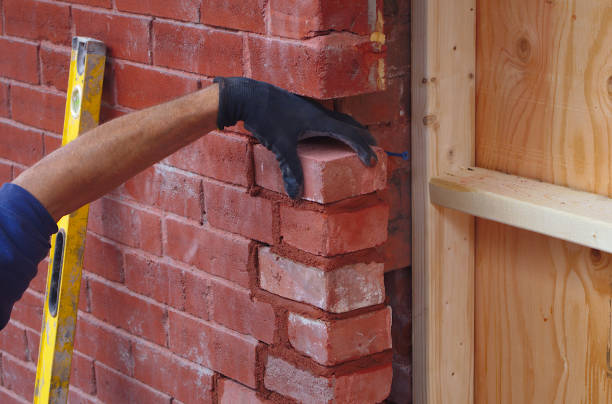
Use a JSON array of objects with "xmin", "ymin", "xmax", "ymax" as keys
[{"xmin": 33, "ymin": 37, "xmax": 106, "ymax": 404}]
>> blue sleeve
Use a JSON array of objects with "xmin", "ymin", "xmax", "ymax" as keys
[{"xmin": 0, "ymin": 183, "xmax": 58, "ymax": 330}]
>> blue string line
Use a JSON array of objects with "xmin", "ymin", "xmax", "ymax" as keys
[{"xmin": 385, "ymin": 151, "xmax": 410, "ymax": 160}]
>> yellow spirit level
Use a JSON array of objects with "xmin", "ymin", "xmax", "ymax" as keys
[{"xmin": 33, "ymin": 37, "xmax": 106, "ymax": 404}]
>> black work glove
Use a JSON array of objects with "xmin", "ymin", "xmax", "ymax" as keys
[{"xmin": 214, "ymin": 77, "xmax": 378, "ymax": 199}]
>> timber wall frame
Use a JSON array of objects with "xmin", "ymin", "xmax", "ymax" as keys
[
  {"xmin": 411, "ymin": 0, "xmax": 476, "ymax": 402},
  {"xmin": 412, "ymin": 1, "xmax": 612, "ymax": 402}
]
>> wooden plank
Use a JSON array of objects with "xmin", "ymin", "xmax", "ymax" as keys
[
  {"xmin": 411, "ymin": 0, "xmax": 476, "ymax": 403},
  {"xmin": 430, "ymin": 167, "xmax": 612, "ymax": 254},
  {"xmin": 476, "ymin": 222, "xmax": 612, "ymax": 404},
  {"xmin": 476, "ymin": 0, "xmax": 612, "ymax": 192},
  {"xmin": 475, "ymin": 0, "xmax": 612, "ymax": 402}
]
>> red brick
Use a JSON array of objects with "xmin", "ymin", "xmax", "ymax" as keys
[
  {"xmin": 95, "ymin": 362, "xmax": 172, "ymax": 404},
  {"xmin": 384, "ymin": 217, "xmax": 411, "ymax": 271},
  {"xmin": 83, "ymin": 233, "xmax": 123, "ymax": 282},
  {"xmin": 0, "ymin": 323, "xmax": 28, "ymax": 361},
  {"xmin": 74, "ymin": 316, "xmax": 134, "ymax": 375},
  {"xmin": 288, "ymin": 307, "xmax": 391, "ymax": 366},
  {"xmin": 40, "ymin": 45, "xmax": 71, "ymax": 92},
  {"xmin": 200, "ymin": 0, "xmax": 265, "ymax": 33},
  {"xmin": 338, "ymin": 78, "xmax": 408, "ymax": 125},
  {"xmin": 117, "ymin": 0, "xmax": 201, "ymax": 22},
  {"xmin": 80, "ymin": 276, "xmax": 92, "ymax": 314},
  {"xmin": 63, "ymin": 0, "xmax": 111, "ymax": 7},
  {"xmin": 4, "ymin": 0, "xmax": 70, "ymax": 44},
  {"xmin": 203, "ymin": 181, "xmax": 274, "ymax": 244},
  {"xmin": 218, "ymin": 378, "xmax": 271, "ymax": 404},
  {"xmin": 124, "ymin": 254, "xmax": 173, "ymax": 306},
  {"xmin": 11, "ymin": 85, "xmax": 65, "ymax": 134},
  {"xmin": 118, "ymin": 164, "xmax": 202, "ymax": 221},
  {"xmin": 31, "ymin": 261, "xmax": 48, "ymax": 294},
  {"xmin": 89, "ymin": 278, "xmax": 167, "ymax": 345},
  {"xmin": 70, "ymin": 352, "xmax": 96, "ymax": 395},
  {"xmin": 114, "ymin": 62, "xmax": 200, "ymax": 110},
  {"xmin": 225, "ymin": 121, "xmax": 253, "ymax": 136},
  {"xmin": 269, "ymin": 0, "xmax": 369, "ymax": 39},
  {"xmin": 280, "ymin": 203, "xmax": 388, "ymax": 256},
  {"xmin": 73, "ymin": 8, "xmax": 151, "ymax": 63},
  {"xmin": 0, "ymin": 82, "xmax": 8, "ymax": 117},
  {"xmin": 264, "ymin": 356, "xmax": 392, "ymax": 404},
  {"xmin": 67, "ymin": 388, "xmax": 98, "ymax": 404},
  {"xmin": 10, "ymin": 289, "xmax": 43, "ymax": 331},
  {"xmin": 0, "ymin": 121, "xmax": 43, "ymax": 166},
  {"xmin": 100, "ymin": 103, "xmax": 128, "ymax": 124},
  {"xmin": 0, "ymin": 162, "xmax": 12, "ymax": 184},
  {"xmin": 210, "ymin": 279, "xmax": 275, "ymax": 343},
  {"xmin": 88, "ymin": 197, "xmax": 162, "ymax": 255},
  {"xmin": 24, "ymin": 328, "xmax": 40, "ymax": 363},
  {"xmin": 165, "ymin": 131, "xmax": 251, "ymax": 187},
  {"xmin": 1, "ymin": 354, "xmax": 35, "ymax": 400},
  {"xmin": 259, "ymin": 247, "xmax": 385, "ymax": 313},
  {"xmin": 254, "ymin": 141, "xmax": 387, "ymax": 203},
  {"xmin": 164, "ymin": 217, "xmax": 251, "ymax": 288},
  {"xmin": 152, "ymin": 20, "xmax": 243, "ymax": 76},
  {"xmin": 43, "ymin": 133, "xmax": 62, "ymax": 156},
  {"xmin": 181, "ymin": 269, "xmax": 211, "ymax": 320},
  {"xmin": 0, "ymin": 387, "xmax": 29, "ymax": 404},
  {"xmin": 101, "ymin": 59, "xmax": 116, "ymax": 106},
  {"xmin": 133, "ymin": 343, "xmax": 214, "ymax": 403},
  {"xmin": 247, "ymin": 33, "xmax": 384, "ymax": 99},
  {"xmin": 168, "ymin": 311, "xmax": 258, "ymax": 388},
  {"xmin": 0, "ymin": 38, "xmax": 39, "ymax": 85},
  {"xmin": 124, "ymin": 253, "xmax": 207, "ymax": 316}
]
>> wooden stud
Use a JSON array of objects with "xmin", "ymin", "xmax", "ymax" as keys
[{"xmin": 411, "ymin": 1, "xmax": 476, "ymax": 403}]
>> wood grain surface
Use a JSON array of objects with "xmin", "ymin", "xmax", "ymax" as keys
[
  {"xmin": 476, "ymin": 222, "xmax": 612, "ymax": 404},
  {"xmin": 430, "ymin": 167, "xmax": 612, "ymax": 254},
  {"xmin": 411, "ymin": 0, "xmax": 476, "ymax": 402},
  {"xmin": 476, "ymin": 1, "xmax": 612, "ymax": 402}
]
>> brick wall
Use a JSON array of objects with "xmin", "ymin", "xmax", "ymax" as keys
[{"xmin": 0, "ymin": 0, "xmax": 410, "ymax": 403}]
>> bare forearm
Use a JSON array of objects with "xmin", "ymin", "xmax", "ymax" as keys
[{"xmin": 13, "ymin": 84, "xmax": 219, "ymax": 221}]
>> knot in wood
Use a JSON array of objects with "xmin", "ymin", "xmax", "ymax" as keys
[{"xmin": 517, "ymin": 37, "xmax": 532, "ymax": 62}]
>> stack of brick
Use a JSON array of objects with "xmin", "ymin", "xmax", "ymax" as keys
[{"xmin": 0, "ymin": 0, "xmax": 410, "ymax": 402}]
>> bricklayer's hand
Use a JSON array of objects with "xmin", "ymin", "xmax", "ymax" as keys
[{"xmin": 214, "ymin": 77, "xmax": 377, "ymax": 199}]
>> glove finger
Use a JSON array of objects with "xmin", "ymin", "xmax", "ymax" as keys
[
  {"xmin": 332, "ymin": 130, "xmax": 378, "ymax": 166},
  {"xmin": 303, "ymin": 115, "xmax": 376, "ymax": 148},
  {"xmin": 276, "ymin": 147, "xmax": 304, "ymax": 199},
  {"xmin": 351, "ymin": 124, "xmax": 377, "ymax": 146},
  {"xmin": 249, "ymin": 125, "xmax": 304, "ymax": 198},
  {"xmin": 304, "ymin": 121, "xmax": 378, "ymax": 167}
]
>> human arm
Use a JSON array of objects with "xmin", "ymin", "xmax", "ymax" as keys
[
  {"xmin": 13, "ymin": 84, "xmax": 219, "ymax": 222},
  {"xmin": 13, "ymin": 78, "xmax": 378, "ymax": 219}
]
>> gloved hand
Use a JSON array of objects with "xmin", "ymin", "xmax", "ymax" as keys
[{"xmin": 214, "ymin": 77, "xmax": 378, "ymax": 199}]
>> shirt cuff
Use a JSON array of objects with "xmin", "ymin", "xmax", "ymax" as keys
[{"xmin": 0, "ymin": 183, "xmax": 58, "ymax": 239}]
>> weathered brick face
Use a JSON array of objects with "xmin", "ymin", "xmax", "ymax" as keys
[{"xmin": 0, "ymin": 0, "xmax": 410, "ymax": 403}]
